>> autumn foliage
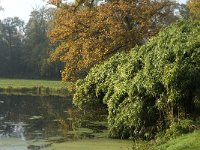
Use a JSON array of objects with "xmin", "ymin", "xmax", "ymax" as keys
[
  {"xmin": 188, "ymin": 0, "xmax": 200, "ymax": 18},
  {"xmin": 48, "ymin": 0, "xmax": 176, "ymax": 81}
]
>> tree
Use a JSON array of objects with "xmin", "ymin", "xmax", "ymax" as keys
[
  {"xmin": 0, "ymin": 7, "xmax": 62, "ymax": 79},
  {"xmin": 48, "ymin": 0, "xmax": 177, "ymax": 81},
  {"xmin": 0, "ymin": 2, "xmax": 3, "ymax": 11},
  {"xmin": 47, "ymin": 0, "xmax": 62, "ymax": 7},
  {"xmin": 0, "ymin": 20, "xmax": 8, "ymax": 75},
  {"xmin": 188, "ymin": 0, "xmax": 200, "ymax": 18},
  {"xmin": 73, "ymin": 20, "xmax": 200, "ymax": 139},
  {"xmin": 0, "ymin": 6, "xmax": 3, "ymax": 11},
  {"xmin": 23, "ymin": 7, "xmax": 63, "ymax": 79},
  {"xmin": 0, "ymin": 17, "xmax": 25, "ymax": 76}
]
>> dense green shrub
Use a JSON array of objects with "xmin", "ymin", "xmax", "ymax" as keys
[
  {"xmin": 164, "ymin": 119, "xmax": 196, "ymax": 138},
  {"xmin": 73, "ymin": 20, "xmax": 200, "ymax": 139}
]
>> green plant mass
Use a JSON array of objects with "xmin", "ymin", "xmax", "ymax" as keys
[{"xmin": 73, "ymin": 19, "xmax": 200, "ymax": 140}]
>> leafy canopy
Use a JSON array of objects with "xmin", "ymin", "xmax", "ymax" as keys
[
  {"xmin": 188, "ymin": 0, "xmax": 200, "ymax": 18},
  {"xmin": 48, "ymin": 0, "xmax": 177, "ymax": 81},
  {"xmin": 73, "ymin": 19, "xmax": 200, "ymax": 139}
]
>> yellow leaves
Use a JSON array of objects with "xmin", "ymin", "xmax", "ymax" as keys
[
  {"xmin": 188, "ymin": 0, "xmax": 200, "ymax": 18},
  {"xmin": 48, "ymin": 0, "xmax": 62, "ymax": 7},
  {"xmin": 48, "ymin": 0, "xmax": 175, "ymax": 81}
]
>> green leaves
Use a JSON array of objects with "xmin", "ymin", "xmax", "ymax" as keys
[
  {"xmin": 48, "ymin": 0, "xmax": 179, "ymax": 80},
  {"xmin": 73, "ymin": 19, "xmax": 200, "ymax": 139}
]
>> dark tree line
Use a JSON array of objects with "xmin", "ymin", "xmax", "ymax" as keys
[{"xmin": 0, "ymin": 7, "xmax": 63, "ymax": 79}]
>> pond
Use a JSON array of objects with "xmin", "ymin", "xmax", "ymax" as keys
[{"xmin": 0, "ymin": 95, "xmax": 133, "ymax": 150}]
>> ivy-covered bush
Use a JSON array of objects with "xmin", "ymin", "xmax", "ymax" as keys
[{"xmin": 73, "ymin": 20, "xmax": 200, "ymax": 140}]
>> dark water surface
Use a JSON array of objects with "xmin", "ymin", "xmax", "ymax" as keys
[{"xmin": 0, "ymin": 95, "xmax": 133, "ymax": 150}]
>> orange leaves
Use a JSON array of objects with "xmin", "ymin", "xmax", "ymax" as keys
[
  {"xmin": 188, "ymin": 0, "xmax": 200, "ymax": 18},
  {"xmin": 48, "ymin": 0, "xmax": 175, "ymax": 81},
  {"xmin": 48, "ymin": 0, "xmax": 62, "ymax": 7}
]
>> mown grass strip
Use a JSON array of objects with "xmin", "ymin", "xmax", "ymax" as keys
[{"xmin": 0, "ymin": 78, "xmax": 73, "ymax": 97}]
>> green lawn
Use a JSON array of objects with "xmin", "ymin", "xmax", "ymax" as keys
[
  {"xmin": 44, "ymin": 139, "xmax": 134, "ymax": 150},
  {"xmin": 0, "ymin": 78, "xmax": 69, "ymax": 88},
  {"xmin": 0, "ymin": 78, "xmax": 73, "ymax": 96},
  {"xmin": 153, "ymin": 130, "xmax": 200, "ymax": 150}
]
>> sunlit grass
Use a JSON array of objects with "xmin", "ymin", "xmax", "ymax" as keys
[
  {"xmin": 0, "ymin": 78, "xmax": 73, "ymax": 96},
  {"xmin": 153, "ymin": 130, "xmax": 200, "ymax": 150},
  {"xmin": 44, "ymin": 139, "xmax": 134, "ymax": 150},
  {"xmin": 0, "ymin": 78, "xmax": 69, "ymax": 88}
]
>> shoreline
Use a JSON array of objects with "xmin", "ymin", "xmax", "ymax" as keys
[{"xmin": 0, "ymin": 78, "xmax": 73, "ymax": 97}]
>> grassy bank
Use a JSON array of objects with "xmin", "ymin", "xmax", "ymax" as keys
[
  {"xmin": 128, "ymin": 130, "xmax": 200, "ymax": 150},
  {"xmin": 153, "ymin": 130, "xmax": 200, "ymax": 150},
  {"xmin": 0, "ymin": 78, "xmax": 73, "ymax": 97}
]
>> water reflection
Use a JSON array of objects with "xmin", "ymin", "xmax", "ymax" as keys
[
  {"xmin": 1, "ymin": 122, "xmax": 26, "ymax": 140},
  {"xmin": 0, "ymin": 94, "xmax": 107, "ymax": 150},
  {"xmin": 0, "ymin": 95, "xmax": 72, "ymax": 149}
]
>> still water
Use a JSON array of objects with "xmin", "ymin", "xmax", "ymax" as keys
[{"xmin": 0, "ymin": 95, "xmax": 133, "ymax": 150}]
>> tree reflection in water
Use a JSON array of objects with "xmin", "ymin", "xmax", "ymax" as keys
[{"xmin": 0, "ymin": 94, "xmax": 107, "ymax": 149}]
